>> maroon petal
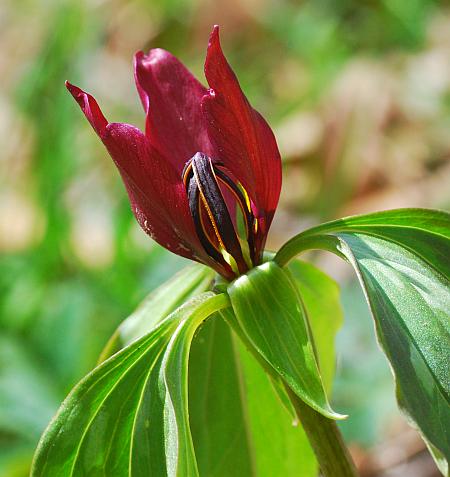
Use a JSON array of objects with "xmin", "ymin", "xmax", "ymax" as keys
[
  {"xmin": 134, "ymin": 49, "xmax": 214, "ymax": 173},
  {"xmin": 103, "ymin": 123, "xmax": 201, "ymax": 259},
  {"xmin": 65, "ymin": 82, "xmax": 217, "ymax": 267},
  {"xmin": 202, "ymin": 26, "xmax": 282, "ymax": 253}
]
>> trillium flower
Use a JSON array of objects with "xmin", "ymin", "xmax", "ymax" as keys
[{"xmin": 66, "ymin": 26, "xmax": 281, "ymax": 280}]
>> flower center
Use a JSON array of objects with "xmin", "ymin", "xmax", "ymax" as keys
[{"xmin": 182, "ymin": 152, "xmax": 257, "ymax": 278}]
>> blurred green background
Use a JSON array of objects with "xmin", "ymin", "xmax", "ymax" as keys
[{"xmin": 1, "ymin": 0, "xmax": 449, "ymax": 475}]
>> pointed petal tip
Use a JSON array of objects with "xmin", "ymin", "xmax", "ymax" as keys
[
  {"xmin": 205, "ymin": 25, "xmax": 225, "ymax": 81},
  {"xmin": 208, "ymin": 25, "xmax": 221, "ymax": 50},
  {"xmin": 65, "ymin": 81, "xmax": 108, "ymax": 137},
  {"xmin": 65, "ymin": 80, "xmax": 82, "ymax": 98},
  {"xmin": 201, "ymin": 23, "xmax": 282, "ymax": 232}
]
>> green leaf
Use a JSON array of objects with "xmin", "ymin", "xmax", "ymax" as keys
[
  {"xmin": 275, "ymin": 208, "xmax": 450, "ymax": 470},
  {"xmin": 189, "ymin": 262, "xmax": 344, "ymax": 477},
  {"xmin": 190, "ymin": 312, "xmax": 318, "ymax": 477},
  {"xmin": 339, "ymin": 235, "xmax": 450, "ymax": 462},
  {"xmin": 188, "ymin": 316, "xmax": 255, "ymax": 477},
  {"xmin": 276, "ymin": 208, "xmax": 449, "ymax": 279},
  {"xmin": 227, "ymin": 260, "xmax": 344, "ymax": 420},
  {"xmin": 98, "ymin": 264, "xmax": 214, "ymax": 362},
  {"xmin": 427, "ymin": 443, "xmax": 449, "ymax": 477},
  {"xmin": 31, "ymin": 292, "xmax": 229, "ymax": 477},
  {"xmin": 236, "ymin": 325, "xmax": 317, "ymax": 477}
]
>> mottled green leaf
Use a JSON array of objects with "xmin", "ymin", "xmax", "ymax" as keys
[
  {"xmin": 277, "ymin": 208, "xmax": 449, "ymax": 279},
  {"xmin": 339, "ymin": 235, "xmax": 450, "ymax": 462},
  {"xmin": 31, "ymin": 293, "xmax": 229, "ymax": 477},
  {"xmin": 275, "ymin": 208, "xmax": 450, "ymax": 471}
]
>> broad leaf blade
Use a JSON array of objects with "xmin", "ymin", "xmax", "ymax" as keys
[
  {"xmin": 227, "ymin": 260, "xmax": 344, "ymax": 420},
  {"xmin": 189, "ymin": 317, "xmax": 256, "ymax": 477},
  {"xmin": 337, "ymin": 233, "xmax": 450, "ymax": 463},
  {"xmin": 277, "ymin": 208, "xmax": 449, "ymax": 279},
  {"xmin": 31, "ymin": 292, "xmax": 229, "ymax": 477},
  {"xmin": 189, "ymin": 262, "xmax": 343, "ymax": 477},
  {"xmin": 275, "ymin": 208, "xmax": 450, "ymax": 471},
  {"xmin": 427, "ymin": 443, "xmax": 449, "ymax": 476},
  {"xmin": 236, "ymin": 329, "xmax": 317, "ymax": 477},
  {"xmin": 190, "ymin": 312, "xmax": 319, "ymax": 477},
  {"xmin": 293, "ymin": 208, "xmax": 449, "ymax": 236}
]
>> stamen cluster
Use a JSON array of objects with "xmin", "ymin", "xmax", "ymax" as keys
[{"xmin": 182, "ymin": 152, "xmax": 257, "ymax": 279}]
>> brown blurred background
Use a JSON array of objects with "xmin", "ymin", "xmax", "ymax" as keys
[{"xmin": 1, "ymin": 0, "xmax": 449, "ymax": 475}]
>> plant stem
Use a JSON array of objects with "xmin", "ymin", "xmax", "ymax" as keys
[{"xmin": 285, "ymin": 386, "xmax": 359, "ymax": 477}]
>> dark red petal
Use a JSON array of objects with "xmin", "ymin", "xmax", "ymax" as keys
[
  {"xmin": 65, "ymin": 81, "xmax": 108, "ymax": 137},
  {"xmin": 202, "ymin": 26, "xmax": 282, "ymax": 254},
  {"xmin": 65, "ymin": 82, "xmax": 215, "ymax": 266},
  {"xmin": 134, "ymin": 49, "xmax": 214, "ymax": 173},
  {"xmin": 103, "ymin": 122, "xmax": 204, "ymax": 260}
]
